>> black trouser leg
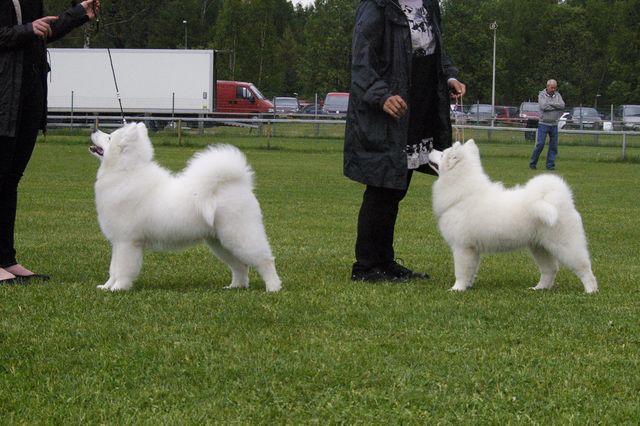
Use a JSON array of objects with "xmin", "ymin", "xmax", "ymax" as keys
[
  {"xmin": 354, "ymin": 171, "xmax": 413, "ymax": 271},
  {"xmin": 0, "ymin": 72, "xmax": 44, "ymax": 268}
]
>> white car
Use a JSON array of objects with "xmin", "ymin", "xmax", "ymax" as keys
[{"xmin": 558, "ymin": 112, "xmax": 570, "ymax": 129}]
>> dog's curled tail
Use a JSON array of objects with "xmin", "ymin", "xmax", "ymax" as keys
[
  {"xmin": 529, "ymin": 174, "xmax": 574, "ymax": 227},
  {"xmin": 184, "ymin": 144, "xmax": 254, "ymax": 190}
]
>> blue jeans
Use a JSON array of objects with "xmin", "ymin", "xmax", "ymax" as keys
[{"xmin": 530, "ymin": 123, "xmax": 558, "ymax": 169}]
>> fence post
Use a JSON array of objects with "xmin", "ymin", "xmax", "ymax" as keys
[
  {"xmin": 272, "ymin": 98, "xmax": 277, "ymax": 138},
  {"xmin": 314, "ymin": 93, "xmax": 320, "ymax": 137},
  {"xmin": 177, "ymin": 119, "xmax": 183, "ymax": 146},
  {"xmin": 622, "ymin": 131, "xmax": 627, "ymax": 160}
]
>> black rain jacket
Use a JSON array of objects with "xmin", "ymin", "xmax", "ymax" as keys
[
  {"xmin": 344, "ymin": 0, "xmax": 459, "ymax": 190},
  {"xmin": 0, "ymin": 0, "xmax": 88, "ymax": 137}
]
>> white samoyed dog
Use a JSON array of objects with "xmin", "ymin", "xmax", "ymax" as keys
[
  {"xmin": 89, "ymin": 122, "xmax": 281, "ymax": 292},
  {"xmin": 430, "ymin": 139, "xmax": 597, "ymax": 293}
]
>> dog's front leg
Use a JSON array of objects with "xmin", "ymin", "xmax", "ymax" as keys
[
  {"xmin": 106, "ymin": 242, "xmax": 143, "ymax": 291},
  {"xmin": 450, "ymin": 246, "xmax": 480, "ymax": 291},
  {"xmin": 97, "ymin": 249, "xmax": 118, "ymax": 290}
]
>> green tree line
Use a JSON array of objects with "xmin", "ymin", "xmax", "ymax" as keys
[{"xmin": 46, "ymin": 0, "xmax": 639, "ymax": 107}]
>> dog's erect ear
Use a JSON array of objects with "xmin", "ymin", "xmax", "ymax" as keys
[
  {"xmin": 136, "ymin": 122, "xmax": 149, "ymax": 140},
  {"xmin": 122, "ymin": 122, "xmax": 138, "ymax": 139},
  {"xmin": 441, "ymin": 145, "xmax": 460, "ymax": 172},
  {"xmin": 465, "ymin": 139, "xmax": 479, "ymax": 156}
]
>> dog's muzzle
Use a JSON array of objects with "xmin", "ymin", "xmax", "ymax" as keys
[{"xmin": 89, "ymin": 145, "xmax": 104, "ymax": 156}]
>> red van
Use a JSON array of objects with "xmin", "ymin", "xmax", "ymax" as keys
[{"xmin": 215, "ymin": 80, "xmax": 273, "ymax": 114}]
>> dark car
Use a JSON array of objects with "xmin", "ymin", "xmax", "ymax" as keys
[
  {"xmin": 300, "ymin": 103, "xmax": 324, "ymax": 115},
  {"xmin": 272, "ymin": 96, "xmax": 300, "ymax": 114},
  {"xmin": 564, "ymin": 107, "xmax": 603, "ymax": 130},
  {"xmin": 466, "ymin": 103, "xmax": 495, "ymax": 124},
  {"xmin": 322, "ymin": 92, "xmax": 349, "ymax": 115}
]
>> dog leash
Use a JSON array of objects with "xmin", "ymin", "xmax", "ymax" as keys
[
  {"xmin": 78, "ymin": 1, "xmax": 125, "ymax": 125},
  {"xmin": 454, "ymin": 96, "xmax": 465, "ymax": 142},
  {"xmin": 107, "ymin": 48, "xmax": 126, "ymax": 124}
]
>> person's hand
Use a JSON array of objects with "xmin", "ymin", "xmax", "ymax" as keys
[
  {"xmin": 81, "ymin": 0, "xmax": 101, "ymax": 20},
  {"xmin": 31, "ymin": 16, "xmax": 58, "ymax": 38},
  {"xmin": 383, "ymin": 95, "xmax": 408, "ymax": 120},
  {"xmin": 449, "ymin": 79, "xmax": 466, "ymax": 100}
]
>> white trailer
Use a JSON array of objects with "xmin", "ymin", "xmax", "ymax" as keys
[{"xmin": 47, "ymin": 48, "xmax": 214, "ymax": 114}]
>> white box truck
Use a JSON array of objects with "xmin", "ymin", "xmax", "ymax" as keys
[{"xmin": 47, "ymin": 48, "xmax": 214, "ymax": 114}]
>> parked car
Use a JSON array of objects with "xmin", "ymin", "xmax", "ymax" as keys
[
  {"xmin": 616, "ymin": 104, "xmax": 640, "ymax": 130},
  {"xmin": 322, "ymin": 92, "xmax": 349, "ymax": 114},
  {"xmin": 216, "ymin": 80, "xmax": 273, "ymax": 114},
  {"xmin": 558, "ymin": 112, "xmax": 570, "ymax": 129},
  {"xmin": 466, "ymin": 103, "xmax": 495, "ymax": 124},
  {"xmin": 300, "ymin": 103, "xmax": 324, "ymax": 115},
  {"xmin": 519, "ymin": 102, "xmax": 540, "ymax": 141},
  {"xmin": 450, "ymin": 103, "xmax": 466, "ymax": 121},
  {"xmin": 519, "ymin": 101, "xmax": 540, "ymax": 124},
  {"xmin": 564, "ymin": 107, "xmax": 603, "ymax": 130},
  {"xmin": 272, "ymin": 96, "xmax": 300, "ymax": 114},
  {"xmin": 494, "ymin": 105, "xmax": 519, "ymax": 126}
]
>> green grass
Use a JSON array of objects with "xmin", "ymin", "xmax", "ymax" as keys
[{"xmin": 1, "ymin": 130, "xmax": 639, "ymax": 424}]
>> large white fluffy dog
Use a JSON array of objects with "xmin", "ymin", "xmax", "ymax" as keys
[
  {"xmin": 89, "ymin": 122, "xmax": 281, "ymax": 292},
  {"xmin": 431, "ymin": 139, "xmax": 597, "ymax": 293}
]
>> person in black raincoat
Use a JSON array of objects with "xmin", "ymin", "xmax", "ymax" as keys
[
  {"xmin": 344, "ymin": 0, "xmax": 465, "ymax": 282},
  {"xmin": 0, "ymin": 0, "xmax": 100, "ymax": 284}
]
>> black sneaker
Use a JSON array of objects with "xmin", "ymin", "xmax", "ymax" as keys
[
  {"xmin": 384, "ymin": 260, "xmax": 429, "ymax": 281},
  {"xmin": 351, "ymin": 265, "xmax": 388, "ymax": 283}
]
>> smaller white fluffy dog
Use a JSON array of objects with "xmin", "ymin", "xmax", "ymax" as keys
[
  {"xmin": 90, "ymin": 122, "xmax": 281, "ymax": 292},
  {"xmin": 431, "ymin": 139, "xmax": 597, "ymax": 293}
]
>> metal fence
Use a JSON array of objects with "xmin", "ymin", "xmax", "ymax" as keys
[{"xmin": 47, "ymin": 113, "xmax": 640, "ymax": 159}]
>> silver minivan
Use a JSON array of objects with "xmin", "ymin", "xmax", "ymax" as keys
[{"xmin": 617, "ymin": 105, "xmax": 640, "ymax": 130}]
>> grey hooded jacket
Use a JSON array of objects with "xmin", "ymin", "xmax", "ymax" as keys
[{"xmin": 538, "ymin": 89, "xmax": 565, "ymax": 125}]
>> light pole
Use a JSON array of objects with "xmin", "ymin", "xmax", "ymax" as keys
[
  {"xmin": 490, "ymin": 21, "xmax": 498, "ymax": 127},
  {"xmin": 183, "ymin": 20, "xmax": 188, "ymax": 49}
]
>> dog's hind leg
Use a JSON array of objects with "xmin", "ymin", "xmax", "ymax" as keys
[
  {"xmin": 450, "ymin": 246, "xmax": 480, "ymax": 291},
  {"xmin": 528, "ymin": 245, "xmax": 559, "ymax": 291},
  {"xmin": 551, "ymin": 241, "xmax": 598, "ymax": 294},
  {"xmin": 213, "ymin": 200, "xmax": 282, "ymax": 292},
  {"xmin": 101, "ymin": 242, "xmax": 142, "ymax": 291},
  {"xmin": 206, "ymin": 238, "xmax": 250, "ymax": 289}
]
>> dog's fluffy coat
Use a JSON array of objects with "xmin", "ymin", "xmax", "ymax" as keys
[
  {"xmin": 432, "ymin": 140, "xmax": 597, "ymax": 293},
  {"xmin": 90, "ymin": 122, "xmax": 281, "ymax": 292}
]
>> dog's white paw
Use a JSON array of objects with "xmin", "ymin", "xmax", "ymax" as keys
[
  {"xmin": 223, "ymin": 283, "xmax": 249, "ymax": 290},
  {"xmin": 265, "ymin": 282, "xmax": 282, "ymax": 293},
  {"xmin": 449, "ymin": 285, "xmax": 468, "ymax": 292},
  {"xmin": 107, "ymin": 281, "xmax": 133, "ymax": 291},
  {"xmin": 529, "ymin": 285, "xmax": 550, "ymax": 291}
]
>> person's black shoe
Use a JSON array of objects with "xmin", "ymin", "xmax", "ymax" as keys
[
  {"xmin": 351, "ymin": 265, "xmax": 388, "ymax": 283},
  {"xmin": 529, "ymin": 165, "xmax": 537, "ymax": 170},
  {"xmin": 384, "ymin": 260, "xmax": 429, "ymax": 281}
]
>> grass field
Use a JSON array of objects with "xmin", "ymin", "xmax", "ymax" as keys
[{"xmin": 1, "ymin": 128, "xmax": 639, "ymax": 424}]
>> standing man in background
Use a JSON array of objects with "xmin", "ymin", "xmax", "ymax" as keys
[
  {"xmin": 530, "ymin": 79, "xmax": 565, "ymax": 170},
  {"xmin": 0, "ymin": 0, "xmax": 100, "ymax": 284}
]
